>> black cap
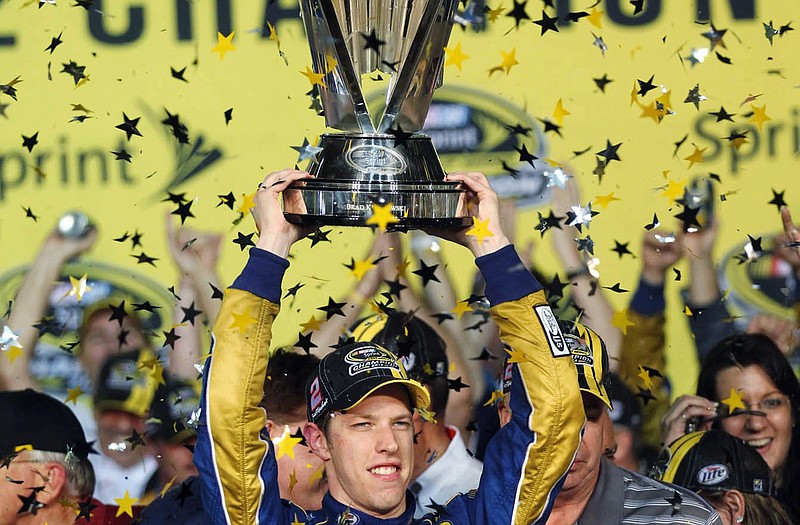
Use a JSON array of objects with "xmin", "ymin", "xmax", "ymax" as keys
[
  {"xmin": 606, "ymin": 373, "xmax": 641, "ymax": 430},
  {"xmin": 306, "ymin": 342, "xmax": 430, "ymax": 426},
  {"xmin": 147, "ymin": 379, "xmax": 201, "ymax": 443},
  {"xmin": 350, "ymin": 313, "xmax": 448, "ymax": 383},
  {"xmin": 0, "ymin": 389, "xmax": 94, "ymax": 460},
  {"xmin": 94, "ymin": 349, "xmax": 158, "ymax": 418},
  {"xmin": 658, "ymin": 429, "xmax": 775, "ymax": 496}
]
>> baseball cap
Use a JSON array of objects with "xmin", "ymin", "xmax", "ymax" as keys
[
  {"xmin": 306, "ymin": 342, "xmax": 431, "ymax": 426},
  {"xmin": 350, "ymin": 313, "xmax": 448, "ymax": 383},
  {"xmin": 94, "ymin": 348, "xmax": 159, "ymax": 418},
  {"xmin": 559, "ymin": 319, "xmax": 611, "ymax": 409},
  {"xmin": 147, "ymin": 378, "xmax": 201, "ymax": 444},
  {"xmin": 606, "ymin": 373, "xmax": 641, "ymax": 429},
  {"xmin": 0, "ymin": 389, "xmax": 94, "ymax": 460},
  {"xmin": 657, "ymin": 429, "xmax": 775, "ymax": 496}
]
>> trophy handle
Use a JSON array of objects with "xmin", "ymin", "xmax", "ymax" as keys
[
  {"xmin": 301, "ymin": 0, "xmax": 376, "ymax": 133},
  {"xmin": 377, "ymin": 0, "xmax": 457, "ymax": 133}
]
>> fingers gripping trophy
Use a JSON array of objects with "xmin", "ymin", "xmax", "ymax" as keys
[{"xmin": 285, "ymin": 0, "xmax": 470, "ymax": 230}]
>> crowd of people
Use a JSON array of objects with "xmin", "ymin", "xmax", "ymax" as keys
[{"xmin": 1, "ymin": 169, "xmax": 798, "ymax": 525}]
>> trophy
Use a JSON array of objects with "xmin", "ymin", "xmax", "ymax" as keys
[{"xmin": 285, "ymin": 0, "xmax": 470, "ymax": 230}]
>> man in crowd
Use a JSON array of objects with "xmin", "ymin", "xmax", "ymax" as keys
[
  {"xmin": 498, "ymin": 321, "xmax": 722, "ymax": 524},
  {"xmin": 194, "ymin": 169, "xmax": 585, "ymax": 525},
  {"xmin": 0, "ymin": 389, "xmax": 139, "ymax": 524},
  {"xmin": 351, "ymin": 312, "xmax": 483, "ymax": 517}
]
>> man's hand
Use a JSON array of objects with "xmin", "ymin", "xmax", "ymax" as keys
[
  {"xmin": 641, "ymin": 230, "xmax": 683, "ymax": 285},
  {"xmin": 252, "ymin": 169, "xmax": 315, "ymax": 259},
  {"xmin": 44, "ymin": 226, "xmax": 98, "ymax": 263},
  {"xmin": 165, "ymin": 212, "xmax": 223, "ymax": 278},
  {"xmin": 775, "ymin": 207, "xmax": 800, "ymax": 274},
  {"xmin": 432, "ymin": 172, "xmax": 510, "ymax": 257}
]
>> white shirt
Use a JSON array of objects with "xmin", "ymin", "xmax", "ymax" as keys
[
  {"xmin": 410, "ymin": 426, "xmax": 484, "ymax": 519},
  {"xmin": 90, "ymin": 451, "xmax": 159, "ymax": 504}
]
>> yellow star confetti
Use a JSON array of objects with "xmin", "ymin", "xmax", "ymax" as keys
[
  {"xmin": 485, "ymin": 4, "xmax": 504, "ymax": 22},
  {"xmin": 324, "ymin": 52, "xmax": 338, "ymax": 74},
  {"xmin": 450, "ymin": 300, "xmax": 472, "ymax": 319},
  {"xmin": 444, "ymin": 42, "xmax": 469, "ymax": 71},
  {"xmin": 684, "ymin": 305, "xmax": 694, "ymax": 317},
  {"xmin": 552, "ymin": 98, "xmax": 570, "ymax": 126},
  {"xmin": 212, "ymin": 31, "xmax": 236, "ymax": 60},
  {"xmin": 466, "ymin": 217, "xmax": 494, "ymax": 245},
  {"xmin": 489, "ymin": 48, "xmax": 518, "ymax": 76},
  {"xmin": 637, "ymin": 100, "xmax": 662, "ymax": 123},
  {"xmin": 159, "ymin": 476, "xmax": 176, "ymax": 498},
  {"xmin": 229, "ymin": 311, "xmax": 257, "ymax": 332},
  {"xmin": 267, "ymin": 22, "xmax": 280, "ymax": 44},
  {"xmin": 396, "ymin": 257, "xmax": 411, "ymax": 276},
  {"xmin": 299, "ymin": 316, "xmax": 323, "ymax": 332},
  {"xmin": 308, "ymin": 465, "xmax": 324, "ymax": 485},
  {"xmin": 149, "ymin": 361, "xmax": 166, "ymax": 386},
  {"xmin": 721, "ymin": 387, "xmax": 746, "ymax": 413},
  {"xmin": 288, "ymin": 470, "xmax": 298, "ymax": 494},
  {"xmin": 594, "ymin": 192, "xmax": 620, "ymax": 209},
  {"xmin": 291, "ymin": 515, "xmax": 304, "ymax": 525},
  {"xmin": 65, "ymin": 385, "xmax": 84, "ymax": 405},
  {"xmin": 417, "ymin": 407, "xmax": 437, "ymax": 423},
  {"xmin": 61, "ymin": 274, "xmax": 91, "ymax": 302},
  {"xmin": 637, "ymin": 366, "xmax": 654, "ymax": 391},
  {"xmin": 662, "ymin": 178, "xmax": 687, "ymax": 205},
  {"xmin": 5, "ymin": 346, "xmax": 23, "ymax": 363},
  {"xmin": 683, "ymin": 145, "xmax": 707, "ymax": 168},
  {"xmin": 729, "ymin": 134, "xmax": 748, "ymax": 150},
  {"xmin": 114, "ymin": 490, "xmax": 138, "ymax": 518},
  {"xmin": 505, "ymin": 347, "xmax": 532, "ymax": 364},
  {"xmin": 273, "ymin": 425, "xmax": 303, "ymax": 460},
  {"xmin": 749, "ymin": 104, "xmax": 770, "ymax": 131},
  {"xmin": 611, "ymin": 309, "xmax": 634, "ymax": 335},
  {"xmin": 239, "ymin": 192, "xmax": 256, "ymax": 215},
  {"xmin": 656, "ymin": 89, "xmax": 673, "ymax": 113},
  {"xmin": 365, "ymin": 202, "xmax": 399, "ymax": 231},
  {"xmin": 350, "ymin": 257, "xmax": 376, "ymax": 280},
  {"xmin": 629, "ymin": 80, "xmax": 638, "ymax": 106},
  {"xmin": 587, "ymin": 6, "xmax": 604, "ymax": 28},
  {"xmin": 300, "ymin": 66, "xmax": 326, "ymax": 88},
  {"xmin": 483, "ymin": 389, "xmax": 505, "ymax": 406}
]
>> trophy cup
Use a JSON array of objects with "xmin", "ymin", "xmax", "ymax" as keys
[{"xmin": 285, "ymin": 0, "xmax": 470, "ymax": 230}]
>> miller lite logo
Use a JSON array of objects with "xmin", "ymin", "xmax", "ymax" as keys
[{"xmin": 697, "ymin": 464, "xmax": 729, "ymax": 486}]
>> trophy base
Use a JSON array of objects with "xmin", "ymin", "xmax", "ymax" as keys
[
  {"xmin": 284, "ymin": 133, "xmax": 469, "ymax": 231},
  {"xmin": 285, "ymin": 179, "xmax": 470, "ymax": 232}
]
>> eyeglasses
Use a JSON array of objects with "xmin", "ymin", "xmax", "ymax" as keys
[{"xmin": 742, "ymin": 395, "xmax": 791, "ymax": 414}]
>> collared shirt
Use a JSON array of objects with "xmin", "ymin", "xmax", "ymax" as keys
[
  {"xmin": 577, "ymin": 459, "xmax": 722, "ymax": 525},
  {"xmin": 410, "ymin": 426, "xmax": 483, "ymax": 518}
]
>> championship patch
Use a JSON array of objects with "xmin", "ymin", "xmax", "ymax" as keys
[{"xmin": 533, "ymin": 305, "xmax": 569, "ymax": 357}]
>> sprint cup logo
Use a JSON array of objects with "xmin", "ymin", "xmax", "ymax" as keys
[
  {"xmin": 697, "ymin": 464, "xmax": 729, "ymax": 486},
  {"xmin": 344, "ymin": 346, "xmax": 404, "ymax": 377},
  {"xmin": 366, "ymin": 85, "xmax": 550, "ymax": 208},
  {"xmin": 345, "ymin": 145, "xmax": 407, "ymax": 176}
]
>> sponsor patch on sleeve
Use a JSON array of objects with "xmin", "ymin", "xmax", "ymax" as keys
[{"xmin": 533, "ymin": 305, "xmax": 569, "ymax": 357}]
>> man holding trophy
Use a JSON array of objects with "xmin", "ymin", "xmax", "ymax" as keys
[{"xmin": 193, "ymin": 1, "xmax": 585, "ymax": 525}]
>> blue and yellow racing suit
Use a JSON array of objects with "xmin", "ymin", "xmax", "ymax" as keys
[{"xmin": 194, "ymin": 245, "xmax": 584, "ymax": 525}]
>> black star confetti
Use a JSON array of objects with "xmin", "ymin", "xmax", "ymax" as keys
[
  {"xmin": 60, "ymin": 60, "xmax": 86, "ymax": 85},
  {"xmin": 116, "ymin": 112, "xmax": 142, "ymax": 141},
  {"xmin": 412, "ymin": 260, "xmax": 441, "ymax": 287},
  {"xmin": 596, "ymin": 139, "xmax": 622, "ymax": 163},
  {"xmin": 224, "ymin": 108, "xmax": 233, "ymax": 125},
  {"xmin": 593, "ymin": 74, "xmax": 613, "ymax": 93},
  {"xmin": 171, "ymin": 66, "xmax": 188, "ymax": 82},
  {"xmin": 180, "ymin": 301, "xmax": 202, "ymax": 325},
  {"xmin": 295, "ymin": 332, "xmax": 317, "ymax": 354},
  {"xmin": 283, "ymin": 282, "xmax": 305, "ymax": 300},
  {"xmin": 131, "ymin": 252, "xmax": 159, "ymax": 266},
  {"xmin": 611, "ymin": 240, "xmax": 633, "ymax": 258},
  {"xmin": 533, "ymin": 10, "xmax": 559, "ymax": 35},
  {"xmin": 306, "ymin": 228, "xmax": 332, "ymax": 248},
  {"xmin": 23, "ymin": 206, "xmax": 39, "ymax": 222},
  {"xmin": 44, "ymin": 31, "xmax": 63, "ymax": 54},
  {"xmin": 448, "ymin": 377, "xmax": 469, "ymax": 392},
  {"xmin": 317, "ymin": 297, "xmax": 346, "ymax": 319},
  {"xmin": 361, "ymin": 29, "xmax": 386, "ymax": 54},
  {"xmin": 21, "ymin": 132, "xmax": 38, "ymax": 152},
  {"xmin": 709, "ymin": 106, "xmax": 735, "ymax": 122},
  {"xmin": 768, "ymin": 189, "xmax": 787, "ymax": 211},
  {"xmin": 217, "ymin": 192, "xmax": 235, "ymax": 209},
  {"xmin": 636, "ymin": 74, "xmax": 657, "ymax": 97},
  {"xmin": 232, "ymin": 232, "xmax": 256, "ymax": 251},
  {"xmin": 505, "ymin": 0, "xmax": 530, "ymax": 29}
]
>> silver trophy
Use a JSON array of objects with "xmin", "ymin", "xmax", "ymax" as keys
[{"xmin": 285, "ymin": 0, "xmax": 469, "ymax": 230}]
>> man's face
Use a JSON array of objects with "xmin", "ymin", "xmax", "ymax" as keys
[
  {"xmin": 95, "ymin": 410, "xmax": 148, "ymax": 468},
  {"xmin": 269, "ymin": 417, "xmax": 327, "ymax": 510},
  {"xmin": 153, "ymin": 437, "xmax": 198, "ymax": 486},
  {"xmin": 562, "ymin": 393, "xmax": 606, "ymax": 494},
  {"xmin": 315, "ymin": 384, "xmax": 415, "ymax": 519}
]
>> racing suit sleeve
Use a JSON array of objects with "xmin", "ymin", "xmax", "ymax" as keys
[
  {"xmin": 444, "ymin": 245, "xmax": 584, "ymax": 525},
  {"xmin": 194, "ymin": 248, "xmax": 293, "ymax": 525}
]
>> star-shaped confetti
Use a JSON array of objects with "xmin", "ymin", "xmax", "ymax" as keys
[
  {"xmin": 533, "ymin": 10, "xmax": 559, "ymax": 35},
  {"xmin": 768, "ymin": 189, "xmax": 787, "ymax": 211},
  {"xmin": 211, "ymin": 31, "xmax": 236, "ymax": 60},
  {"xmin": 65, "ymin": 385, "xmax": 84, "ymax": 405},
  {"xmin": 594, "ymin": 192, "xmax": 619, "ymax": 209},
  {"xmin": 505, "ymin": 0, "xmax": 530, "ymax": 29},
  {"xmin": 683, "ymin": 84, "xmax": 707, "ymax": 110},
  {"xmin": 274, "ymin": 425, "xmax": 303, "ymax": 459},
  {"xmin": 721, "ymin": 387, "xmax": 746, "ymax": 413},
  {"xmin": 114, "ymin": 490, "xmax": 138, "ymax": 518},
  {"xmin": 365, "ymin": 202, "xmax": 399, "ymax": 231},
  {"xmin": 611, "ymin": 240, "xmax": 633, "ymax": 259},
  {"xmin": 229, "ymin": 311, "xmax": 257, "ymax": 331},
  {"xmin": 612, "ymin": 309, "xmax": 634, "ymax": 335},
  {"xmin": 749, "ymin": 104, "xmax": 770, "ymax": 132},
  {"xmin": 318, "ymin": 297, "xmax": 346, "ymax": 319},
  {"xmin": 466, "ymin": 217, "xmax": 494, "ymax": 244},
  {"xmin": 593, "ymin": 74, "xmax": 613, "ymax": 93},
  {"xmin": 21, "ymin": 132, "xmax": 39, "ymax": 152},
  {"xmin": 444, "ymin": 42, "xmax": 470, "ymax": 71},
  {"xmin": 702, "ymin": 23, "xmax": 727, "ymax": 50},
  {"xmin": 116, "ymin": 112, "xmax": 142, "ymax": 141},
  {"xmin": 596, "ymin": 139, "xmax": 622, "ymax": 163},
  {"xmin": 413, "ymin": 260, "xmax": 440, "ymax": 287},
  {"xmin": 295, "ymin": 332, "xmax": 317, "ymax": 354},
  {"xmin": 45, "ymin": 31, "xmax": 63, "ymax": 54},
  {"xmin": 683, "ymin": 145, "xmax": 706, "ymax": 168},
  {"xmin": 291, "ymin": 137, "xmax": 323, "ymax": 163}
]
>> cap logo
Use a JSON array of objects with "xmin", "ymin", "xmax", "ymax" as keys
[
  {"xmin": 399, "ymin": 353, "xmax": 416, "ymax": 374},
  {"xmin": 345, "ymin": 346, "xmax": 403, "ymax": 377},
  {"xmin": 753, "ymin": 479, "xmax": 764, "ymax": 493},
  {"xmin": 697, "ymin": 464, "xmax": 729, "ymax": 486},
  {"xmin": 308, "ymin": 376, "xmax": 329, "ymax": 421},
  {"xmin": 569, "ymin": 339, "xmax": 593, "ymax": 367},
  {"xmin": 533, "ymin": 305, "xmax": 569, "ymax": 357}
]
